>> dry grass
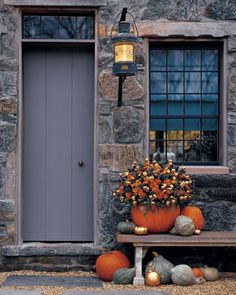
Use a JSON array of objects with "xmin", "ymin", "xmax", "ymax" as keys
[{"xmin": 0, "ymin": 270, "xmax": 235, "ymax": 295}]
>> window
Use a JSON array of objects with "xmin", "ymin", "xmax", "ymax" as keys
[
  {"xmin": 149, "ymin": 43, "xmax": 221, "ymax": 165},
  {"xmin": 23, "ymin": 14, "xmax": 94, "ymax": 40}
]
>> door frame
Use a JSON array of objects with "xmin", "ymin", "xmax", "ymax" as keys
[{"xmin": 17, "ymin": 8, "xmax": 98, "ymax": 244}]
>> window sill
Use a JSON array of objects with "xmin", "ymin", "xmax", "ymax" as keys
[{"xmin": 185, "ymin": 166, "xmax": 229, "ymax": 175}]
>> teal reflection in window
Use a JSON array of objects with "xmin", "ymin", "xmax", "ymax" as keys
[
  {"xmin": 185, "ymin": 72, "xmax": 201, "ymax": 93},
  {"xmin": 150, "ymin": 119, "xmax": 165, "ymax": 130},
  {"xmin": 202, "ymin": 72, "xmax": 218, "ymax": 93},
  {"xmin": 150, "ymin": 95, "xmax": 166, "ymax": 116},
  {"xmin": 185, "ymin": 50, "xmax": 201, "ymax": 71},
  {"xmin": 202, "ymin": 119, "xmax": 218, "ymax": 131},
  {"xmin": 150, "ymin": 50, "xmax": 166, "ymax": 71},
  {"xmin": 168, "ymin": 72, "xmax": 183, "ymax": 93},
  {"xmin": 185, "ymin": 119, "xmax": 200, "ymax": 131},
  {"xmin": 168, "ymin": 95, "xmax": 184, "ymax": 115},
  {"xmin": 167, "ymin": 119, "xmax": 183, "ymax": 131},
  {"xmin": 202, "ymin": 95, "xmax": 218, "ymax": 115},
  {"xmin": 168, "ymin": 50, "xmax": 183, "ymax": 71},
  {"xmin": 202, "ymin": 50, "xmax": 218, "ymax": 71},
  {"xmin": 151, "ymin": 72, "xmax": 166, "ymax": 93},
  {"xmin": 185, "ymin": 95, "xmax": 201, "ymax": 115}
]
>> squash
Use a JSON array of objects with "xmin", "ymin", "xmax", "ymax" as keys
[
  {"xmin": 170, "ymin": 215, "xmax": 195, "ymax": 236},
  {"xmin": 145, "ymin": 263, "xmax": 161, "ymax": 286},
  {"xmin": 192, "ymin": 267, "xmax": 204, "ymax": 278},
  {"xmin": 96, "ymin": 250, "xmax": 130, "ymax": 281},
  {"xmin": 181, "ymin": 206, "xmax": 204, "ymax": 230},
  {"xmin": 145, "ymin": 252, "xmax": 174, "ymax": 284},
  {"xmin": 200, "ymin": 266, "xmax": 219, "ymax": 281},
  {"xmin": 113, "ymin": 268, "xmax": 135, "ymax": 285},
  {"xmin": 171, "ymin": 264, "xmax": 205, "ymax": 286},
  {"xmin": 117, "ymin": 220, "xmax": 135, "ymax": 234}
]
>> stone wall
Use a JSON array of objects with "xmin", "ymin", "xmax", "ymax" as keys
[
  {"xmin": 97, "ymin": 0, "xmax": 236, "ymax": 245},
  {"xmin": 0, "ymin": 0, "xmax": 18, "ymax": 246},
  {"xmin": 0, "ymin": 0, "xmax": 235, "ymax": 270}
]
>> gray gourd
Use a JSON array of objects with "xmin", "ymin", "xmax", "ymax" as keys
[
  {"xmin": 145, "ymin": 252, "xmax": 174, "ymax": 284},
  {"xmin": 200, "ymin": 266, "xmax": 219, "ymax": 281},
  {"xmin": 113, "ymin": 268, "xmax": 136, "ymax": 285},
  {"xmin": 171, "ymin": 264, "xmax": 205, "ymax": 286},
  {"xmin": 170, "ymin": 215, "xmax": 195, "ymax": 236},
  {"xmin": 117, "ymin": 220, "xmax": 135, "ymax": 234}
]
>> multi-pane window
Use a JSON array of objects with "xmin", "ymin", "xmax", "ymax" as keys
[
  {"xmin": 149, "ymin": 44, "xmax": 220, "ymax": 165},
  {"xmin": 23, "ymin": 14, "xmax": 94, "ymax": 39}
]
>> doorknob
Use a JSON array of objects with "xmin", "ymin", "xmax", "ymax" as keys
[{"xmin": 78, "ymin": 160, "xmax": 84, "ymax": 167}]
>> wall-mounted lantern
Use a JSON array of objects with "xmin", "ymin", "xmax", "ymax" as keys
[{"xmin": 111, "ymin": 8, "xmax": 139, "ymax": 107}]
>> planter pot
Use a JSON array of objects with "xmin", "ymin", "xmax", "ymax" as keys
[{"xmin": 131, "ymin": 205, "xmax": 180, "ymax": 233}]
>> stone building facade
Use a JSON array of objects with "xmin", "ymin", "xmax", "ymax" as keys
[{"xmin": 0, "ymin": 0, "xmax": 235, "ymax": 270}]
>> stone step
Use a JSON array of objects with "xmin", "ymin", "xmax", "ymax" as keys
[{"xmin": 1, "ymin": 275, "xmax": 103, "ymax": 288}]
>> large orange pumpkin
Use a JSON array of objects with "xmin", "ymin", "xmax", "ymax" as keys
[
  {"xmin": 181, "ymin": 206, "xmax": 204, "ymax": 230},
  {"xmin": 95, "ymin": 250, "xmax": 130, "ymax": 281},
  {"xmin": 131, "ymin": 205, "xmax": 180, "ymax": 233},
  {"xmin": 192, "ymin": 267, "xmax": 204, "ymax": 278}
]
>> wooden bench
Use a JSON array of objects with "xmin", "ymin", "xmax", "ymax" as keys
[{"xmin": 117, "ymin": 231, "xmax": 236, "ymax": 285}]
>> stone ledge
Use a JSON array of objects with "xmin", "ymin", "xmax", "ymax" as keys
[
  {"xmin": 191, "ymin": 174, "xmax": 236, "ymax": 188},
  {"xmin": 1, "ymin": 242, "xmax": 102, "ymax": 257},
  {"xmin": 139, "ymin": 21, "xmax": 236, "ymax": 37},
  {"xmin": 4, "ymin": 0, "xmax": 107, "ymax": 6}
]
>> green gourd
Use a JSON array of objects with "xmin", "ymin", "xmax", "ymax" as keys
[
  {"xmin": 113, "ymin": 268, "xmax": 136, "ymax": 285},
  {"xmin": 117, "ymin": 220, "xmax": 135, "ymax": 234},
  {"xmin": 171, "ymin": 264, "xmax": 205, "ymax": 286},
  {"xmin": 145, "ymin": 252, "xmax": 174, "ymax": 284},
  {"xmin": 200, "ymin": 266, "xmax": 219, "ymax": 281}
]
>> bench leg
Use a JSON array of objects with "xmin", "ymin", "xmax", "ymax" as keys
[{"xmin": 133, "ymin": 246, "xmax": 145, "ymax": 286}]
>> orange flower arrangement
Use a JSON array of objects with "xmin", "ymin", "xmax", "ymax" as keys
[{"xmin": 113, "ymin": 159, "xmax": 193, "ymax": 209}]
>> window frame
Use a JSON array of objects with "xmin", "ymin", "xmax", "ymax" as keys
[
  {"xmin": 147, "ymin": 39, "xmax": 225, "ymax": 167},
  {"xmin": 22, "ymin": 12, "xmax": 95, "ymax": 41}
]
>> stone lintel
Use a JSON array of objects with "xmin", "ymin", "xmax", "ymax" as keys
[
  {"xmin": 139, "ymin": 21, "xmax": 236, "ymax": 38},
  {"xmin": 4, "ymin": 0, "xmax": 107, "ymax": 6}
]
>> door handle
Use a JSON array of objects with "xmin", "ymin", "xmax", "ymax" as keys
[{"xmin": 78, "ymin": 160, "xmax": 84, "ymax": 167}]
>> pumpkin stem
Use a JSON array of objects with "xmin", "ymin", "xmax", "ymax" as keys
[
  {"xmin": 99, "ymin": 247, "xmax": 112, "ymax": 254},
  {"xmin": 148, "ymin": 263, "xmax": 154, "ymax": 272},
  {"xmin": 152, "ymin": 251, "xmax": 159, "ymax": 257}
]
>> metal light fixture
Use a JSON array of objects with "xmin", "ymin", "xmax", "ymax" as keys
[{"xmin": 111, "ymin": 8, "xmax": 139, "ymax": 106}]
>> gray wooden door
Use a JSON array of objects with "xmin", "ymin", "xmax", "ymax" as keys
[{"xmin": 23, "ymin": 45, "xmax": 94, "ymax": 241}]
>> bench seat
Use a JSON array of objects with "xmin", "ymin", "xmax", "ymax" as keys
[{"xmin": 117, "ymin": 231, "xmax": 236, "ymax": 285}]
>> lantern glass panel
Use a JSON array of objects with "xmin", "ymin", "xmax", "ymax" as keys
[{"xmin": 115, "ymin": 43, "xmax": 134, "ymax": 63}]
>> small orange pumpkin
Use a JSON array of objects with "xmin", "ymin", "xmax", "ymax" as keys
[
  {"xmin": 181, "ymin": 206, "xmax": 204, "ymax": 230},
  {"xmin": 192, "ymin": 267, "xmax": 204, "ymax": 278},
  {"xmin": 95, "ymin": 250, "xmax": 130, "ymax": 281}
]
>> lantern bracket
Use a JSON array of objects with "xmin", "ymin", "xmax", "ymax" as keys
[
  {"xmin": 110, "ymin": 8, "xmax": 139, "ymax": 41},
  {"xmin": 118, "ymin": 75, "xmax": 126, "ymax": 107}
]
